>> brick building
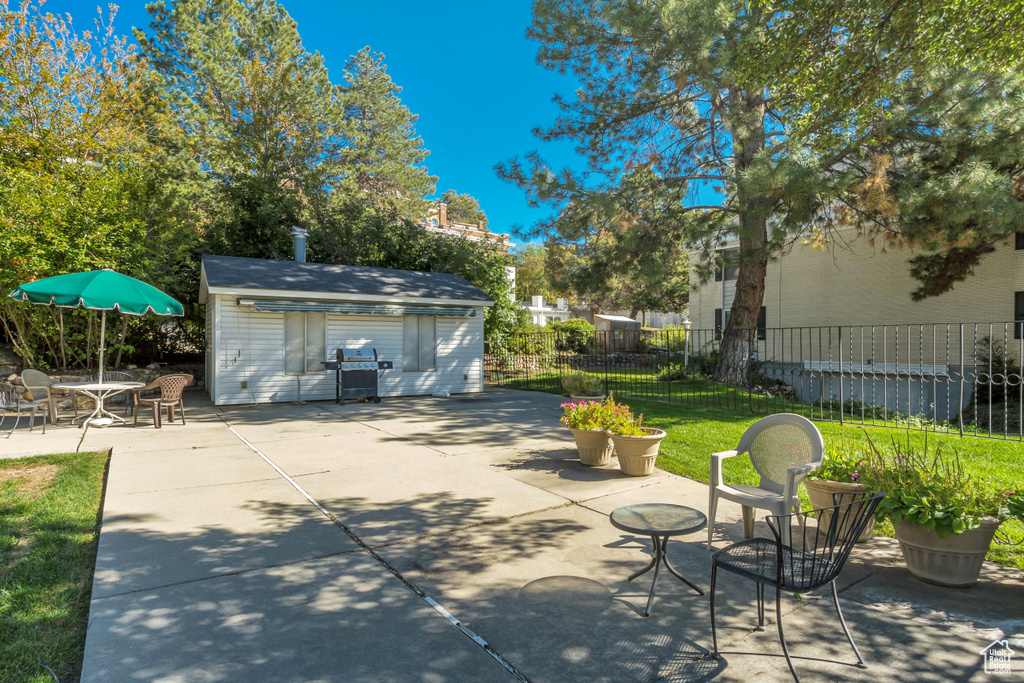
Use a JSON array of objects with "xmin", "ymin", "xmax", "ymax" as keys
[
  {"xmin": 688, "ymin": 228, "xmax": 1024, "ymax": 333},
  {"xmin": 423, "ymin": 203, "xmax": 511, "ymax": 253}
]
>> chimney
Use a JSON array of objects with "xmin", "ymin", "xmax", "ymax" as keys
[
  {"xmin": 532, "ymin": 296, "xmax": 544, "ymax": 308},
  {"xmin": 438, "ymin": 203, "xmax": 447, "ymax": 225},
  {"xmin": 557, "ymin": 298, "xmax": 568, "ymax": 311},
  {"xmin": 291, "ymin": 226, "xmax": 309, "ymax": 262}
]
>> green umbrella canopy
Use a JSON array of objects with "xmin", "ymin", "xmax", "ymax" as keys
[{"xmin": 8, "ymin": 269, "xmax": 183, "ymax": 316}]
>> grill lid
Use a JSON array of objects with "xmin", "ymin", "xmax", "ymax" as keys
[{"xmin": 339, "ymin": 348, "xmax": 376, "ymax": 363}]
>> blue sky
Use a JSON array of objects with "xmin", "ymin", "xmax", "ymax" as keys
[{"xmin": 45, "ymin": 0, "xmax": 583, "ymax": 247}]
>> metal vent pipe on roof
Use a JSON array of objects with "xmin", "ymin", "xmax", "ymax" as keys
[{"xmin": 291, "ymin": 226, "xmax": 309, "ymax": 262}]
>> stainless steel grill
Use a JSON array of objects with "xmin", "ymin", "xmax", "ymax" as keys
[{"xmin": 323, "ymin": 347, "xmax": 393, "ymax": 404}]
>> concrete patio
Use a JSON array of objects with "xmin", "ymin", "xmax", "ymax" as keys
[{"xmin": 3, "ymin": 388, "xmax": 1022, "ymax": 682}]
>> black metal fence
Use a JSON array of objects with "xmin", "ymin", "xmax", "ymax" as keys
[{"xmin": 485, "ymin": 323, "xmax": 1024, "ymax": 440}]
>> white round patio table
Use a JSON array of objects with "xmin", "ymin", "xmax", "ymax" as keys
[{"xmin": 51, "ymin": 381, "xmax": 145, "ymax": 426}]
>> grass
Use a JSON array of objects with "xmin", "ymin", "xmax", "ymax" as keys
[
  {"xmin": 0, "ymin": 452, "xmax": 108, "ymax": 683},
  {"xmin": 545, "ymin": 389, "xmax": 1024, "ymax": 569}
]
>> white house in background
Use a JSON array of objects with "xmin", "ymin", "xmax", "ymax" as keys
[
  {"xmin": 523, "ymin": 296, "xmax": 571, "ymax": 326},
  {"xmin": 199, "ymin": 254, "xmax": 493, "ymax": 406}
]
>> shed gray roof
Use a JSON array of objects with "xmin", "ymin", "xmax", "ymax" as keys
[{"xmin": 201, "ymin": 254, "xmax": 492, "ymax": 303}]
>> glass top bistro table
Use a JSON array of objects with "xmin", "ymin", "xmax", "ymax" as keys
[
  {"xmin": 50, "ymin": 381, "xmax": 145, "ymax": 426},
  {"xmin": 610, "ymin": 503, "xmax": 708, "ymax": 617}
]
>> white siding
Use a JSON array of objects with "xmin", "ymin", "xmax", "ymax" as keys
[
  {"xmin": 211, "ymin": 295, "xmax": 485, "ymax": 405},
  {"xmin": 203, "ymin": 294, "xmax": 214, "ymax": 401}
]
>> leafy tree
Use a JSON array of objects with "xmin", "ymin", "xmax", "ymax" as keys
[
  {"xmin": 745, "ymin": 0, "xmax": 1024, "ymax": 147},
  {"xmin": 541, "ymin": 169, "xmax": 689, "ymax": 317},
  {"xmin": 339, "ymin": 47, "xmax": 436, "ymax": 219},
  {"xmin": 511, "ymin": 244, "xmax": 556, "ymax": 302},
  {"xmin": 136, "ymin": 0, "xmax": 345, "ymax": 261},
  {"xmin": 500, "ymin": 0, "xmax": 1023, "ymax": 386},
  {"xmin": 440, "ymin": 189, "xmax": 487, "ymax": 224},
  {"xmin": 0, "ymin": 1, "xmax": 153, "ymax": 369},
  {"xmin": 310, "ymin": 198, "xmax": 517, "ymax": 338}
]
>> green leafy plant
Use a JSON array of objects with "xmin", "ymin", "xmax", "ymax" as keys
[
  {"xmin": 808, "ymin": 437, "xmax": 868, "ymax": 483},
  {"xmin": 561, "ymin": 372, "xmax": 604, "ymax": 396},
  {"xmin": 863, "ymin": 433, "xmax": 1005, "ymax": 537},
  {"xmin": 606, "ymin": 402, "xmax": 652, "ymax": 436}
]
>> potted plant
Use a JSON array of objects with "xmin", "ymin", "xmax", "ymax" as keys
[
  {"xmin": 864, "ymin": 433, "xmax": 1012, "ymax": 588},
  {"xmin": 804, "ymin": 439, "xmax": 876, "ymax": 542},
  {"xmin": 561, "ymin": 395, "xmax": 618, "ymax": 466},
  {"xmin": 561, "ymin": 372, "xmax": 605, "ymax": 402},
  {"xmin": 608, "ymin": 406, "xmax": 666, "ymax": 476}
]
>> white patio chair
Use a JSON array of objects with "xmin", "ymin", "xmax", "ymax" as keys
[
  {"xmin": 1, "ymin": 383, "xmax": 47, "ymax": 437},
  {"xmin": 707, "ymin": 413, "xmax": 824, "ymax": 549}
]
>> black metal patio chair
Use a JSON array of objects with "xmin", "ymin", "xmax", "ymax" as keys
[{"xmin": 709, "ymin": 491, "xmax": 886, "ymax": 682}]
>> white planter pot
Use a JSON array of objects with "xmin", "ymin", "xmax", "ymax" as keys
[
  {"xmin": 894, "ymin": 517, "xmax": 1001, "ymax": 588},
  {"xmin": 609, "ymin": 428, "xmax": 665, "ymax": 476},
  {"xmin": 569, "ymin": 394, "xmax": 605, "ymax": 403},
  {"xmin": 568, "ymin": 427, "xmax": 614, "ymax": 466}
]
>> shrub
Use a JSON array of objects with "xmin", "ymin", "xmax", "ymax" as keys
[
  {"xmin": 561, "ymin": 372, "xmax": 604, "ymax": 396},
  {"xmin": 549, "ymin": 318, "xmax": 595, "ymax": 353}
]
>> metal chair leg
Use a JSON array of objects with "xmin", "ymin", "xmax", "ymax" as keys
[
  {"xmin": 831, "ymin": 580, "xmax": 867, "ymax": 667},
  {"xmin": 710, "ymin": 561, "xmax": 719, "ymax": 659},
  {"xmin": 776, "ymin": 584, "xmax": 800, "ymax": 682},
  {"xmin": 756, "ymin": 582, "xmax": 766, "ymax": 630}
]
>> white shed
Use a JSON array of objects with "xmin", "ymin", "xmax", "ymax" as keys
[{"xmin": 199, "ymin": 254, "xmax": 494, "ymax": 406}]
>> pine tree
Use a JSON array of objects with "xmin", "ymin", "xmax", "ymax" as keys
[
  {"xmin": 338, "ymin": 47, "xmax": 436, "ymax": 219},
  {"xmin": 136, "ymin": 0, "xmax": 343, "ymax": 260},
  {"xmin": 500, "ymin": 0, "xmax": 1024, "ymax": 385},
  {"xmin": 440, "ymin": 190, "xmax": 487, "ymax": 224}
]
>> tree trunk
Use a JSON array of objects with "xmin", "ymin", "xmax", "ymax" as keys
[{"xmin": 713, "ymin": 87, "xmax": 768, "ymax": 386}]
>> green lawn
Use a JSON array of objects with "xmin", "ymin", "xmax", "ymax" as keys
[
  {"xmin": 0, "ymin": 452, "xmax": 108, "ymax": 683},
  {"xmin": 494, "ymin": 367, "xmax": 943, "ymax": 426},
  {"xmin": 540, "ymin": 387, "xmax": 1024, "ymax": 569}
]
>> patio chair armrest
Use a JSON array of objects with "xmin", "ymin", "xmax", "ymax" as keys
[
  {"xmin": 782, "ymin": 463, "xmax": 817, "ymax": 502},
  {"xmin": 710, "ymin": 450, "xmax": 738, "ymax": 487}
]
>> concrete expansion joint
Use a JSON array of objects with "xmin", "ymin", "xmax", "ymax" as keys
[
  {"xmin": 115, "ymin": 476, "xmax": 285, "ymax": 495},
  {"xmin": 219, "ymin": 416, "xmax": 533, "ymax": 683},
  {"xmin": 362, "ymin": 501, "xmax": 579, "ymax": 551},
  {"xmin": 91, "ymin": 550, "xmax": 361, "ymax": 601}
]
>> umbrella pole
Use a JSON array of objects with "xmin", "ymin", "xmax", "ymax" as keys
[{"xmin": 98, "ymin": 310, "xmax": 106, "ymax": 384}]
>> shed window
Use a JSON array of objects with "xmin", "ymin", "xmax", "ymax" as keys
[
  {"xmin": 284, "ymin": 312, "xmax": 326, "ymax": 374},
  {"xmin": 403, "ymin": 316, "xmax": 435, "ymax": 372}
]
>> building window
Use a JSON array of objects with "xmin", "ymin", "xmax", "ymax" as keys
[
  {"xmin": 714, "ymin": 307, "xmax": 766, "ymax": 340},
  {"xmin": 403, "ymin": 316, "xmax": 435, "ymax": 371},
  {"xmin": 1017, "ymin": 233, "xmax": 1024, "ymax": 250},
  {"xmin": 1016, "ymin": 292, "xmax": 1024, "ymax": 339},
  {"xmin": 714, "ymin": 249, "xmax": 739, "ymax": 282},
  {"xmin": 284, "ymin": 312, "xmax": 326, "ymax": 374}
]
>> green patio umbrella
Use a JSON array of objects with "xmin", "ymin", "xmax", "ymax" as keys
[{"xmin": 8, "ymin": 269, "xmax": 184, "ymax": 382}]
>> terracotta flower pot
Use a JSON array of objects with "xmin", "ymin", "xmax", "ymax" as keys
[
  {"xmin": 803, "ymin": 479, "xmax": 876, "ymax": 543},
  {"xmin": 894, "ymin": 517, "xmax": 1001, "ymax": 588},
  {"xmin": 609, "ymin": 428, "xmax": 666, "ymax": 476},
  {"xmin": 568, "ymin": 427, "xmax": 614, "ymax": 466}
]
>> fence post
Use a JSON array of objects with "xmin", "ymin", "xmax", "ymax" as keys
[
  {"xmin": 838, "ymin": 326, "xmax": 844, "ymax": 425},
  {"xmin": 603, "ymin": 330, "xmax": 610, "ymax": 396},
  {"xmin": 958, "ymin": 324, "xmax": 965, "ymax": 437}
]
